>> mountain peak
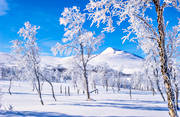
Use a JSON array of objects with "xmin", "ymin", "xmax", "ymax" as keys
[
  {"xmin": 101, "ymin": 47, "xmax": 116, "ymax": 55},
  {"xmin": 101, "ymin": 47, "xmax": 144, "ymax": 59}
]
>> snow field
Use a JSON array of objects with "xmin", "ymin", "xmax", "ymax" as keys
[{"xmin": 0, "ymin": 81, "xmax": 179, "ymax": 117}]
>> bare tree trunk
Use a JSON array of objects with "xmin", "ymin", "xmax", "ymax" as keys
[
  {"xmin": 117, "ymin": 80, "xmax": 121, "ymax": 93},
  {"xmin": 32, "ymin": 84, "xmax": 35, "ymax": 91},
  {"xmin": 65, "ymin": 86, "xmax": 67, "ymax": 95},
  {"xmin": 153, "ymin": 88, "xmax": 155, "ymax": 96},
  {"xmin": 172, "ymin": 68, "xmax": 179, "ymax": 110},
  {"xmin": 175, "ymin": 86, "xmax": 179, "ymax": 110},
  {"xmin": 40, "ymin": 81, "xmax": 44, "ymax": 92},
  {"xmin": 73, "ymin": 82, "xmax": 77, "ymax": 90},
  {"xmin": 8, "ymin": 78, "xmax": 12, "ymax": 95},
  {"xmin": 84, "ymin": 72, "xmax": 90, "ymax": 99},
  {"xmin": 60, "ymin": 85, "xmax": 62, "ymax": 94},
  {"xmin": 153, "ymin": 0, "xmax": 178, "ymax": 116},
  {"xmin": 154, "ymin": 68, "xmax": 166, "ymax": 101},
  {"xmin": 68, "ymin": 86, "xmax": 70, "ymax": 96},
  {"xmin": 156, "ymin": 79, "xmax": 166, "ymax": 101},
  {"xmin": 34, "ymin": 69, "xmax": 44, "ymax": 105},
  {"xmin": 112, "ymin": 83, "xmax": 115, "ymax": 93},
  {"xmin": 77, "ymin": 89, "xmax": 79, "ymax": 95},
  {"xmin": 105, "ymin": 79, "xmax": 108, "ymax": 92},
  {"xmin": 129, "ymin": 86, "xmax": 132, "ymax": 99},
  {"xmin": 93, "ymin": 80, "xmax": 97, "ymax": 94},
  {"xmin": 45, "ymin": 78, "xmax": 56, "ymax": 101},
  {"xmin": 157, "ymin": 16, "xmax": 177, "ymax": 117},
  {"xmin": 80, "ymin": 43, "xmax": 90, "ymax": 100},
  {"xmin": 147, "ymin": 76, "xmax": 156, "ymax": 96},
  {"xmin": 36, "ymin": 77, "xmax": 44, "ymax": 105}
]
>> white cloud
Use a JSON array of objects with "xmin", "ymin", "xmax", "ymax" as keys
[{"xmin": 0, "ymin": 0, "xmax": 8, "ymax": 16}]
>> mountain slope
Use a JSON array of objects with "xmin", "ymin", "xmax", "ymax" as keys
[
  {"xmin": 0, "ymin": 52, "xmax": 16, "ymax": 66},
  {"xmin": 0, "ymin": 47, "xmax": 144, "ymax": 74},
  {"xmin": 91, "ymin": 47, "xmax": 144, "ymax": 74}
]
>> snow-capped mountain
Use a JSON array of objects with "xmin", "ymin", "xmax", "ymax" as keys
[
  {"xmin": 0, "ymin": 47, "xmax": 144, "ymax": 74},
  {"xmin": 91, "ymin": 47, "xmax": 144, "ymax": 74}
]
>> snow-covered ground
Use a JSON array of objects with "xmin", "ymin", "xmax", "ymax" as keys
[{"xmin": 0, "ymin": 81, "xmax": 179, "ymax": 117}]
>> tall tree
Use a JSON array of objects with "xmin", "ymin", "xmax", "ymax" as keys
[
  {"xmin": 167, "ymin": 20, "xmax": 180, "ymax": 110},
  {"xmin": 85, "ymin": 0, "xmax": 180, "ymax": 116},
  {"xmin": 11, "ymin": 21, "xmax": 44, "ymax": 105},
  {"xmin": 51, "ymin": 6, "xmax": 104, "ymax": 100}
]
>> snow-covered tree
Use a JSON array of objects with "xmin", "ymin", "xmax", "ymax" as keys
[
  {"xmin": 132, "ymin": 71, "xmax": 147, "ymax": 90},
  {"xmin": 85, "ymin": 0, "xmax": 180, "ymax": 116},
  {"xmin": 96, "ymin": 64, "xmax": 115, "ymax": 92},
  {"xmin": 51, "ymin": 6, "xmax": 104, "ymax": 100},
  {"xmin": 11, "ymin": 21, "xmax": 44, "ymax": 105},
  {"xmin": 67, "ymin": 65, "xmax": 83, "ymax": 89},
  {"xmin": 140, "ymin": 35, "xmax": 165, "ymax": 101},
  {"xmin": 167, "ymin": 19, "xmax": 180, "ymax": 109}
]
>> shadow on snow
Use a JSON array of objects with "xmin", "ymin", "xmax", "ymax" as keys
[
  {"xmin": 0, "ymin": 111, "xmax": 141, "ymax": 117},
  {"xmin": 58, "ymin": 99, "xmax": 168, "ymax": 112},
  {"xmin": 0, "ymin": 111, "xmax": 82, "ymax": 117}
]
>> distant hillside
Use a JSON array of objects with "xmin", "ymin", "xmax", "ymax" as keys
[{"xmin": 0, "ymin": 47, "xmax": 144, "ymax": 74}]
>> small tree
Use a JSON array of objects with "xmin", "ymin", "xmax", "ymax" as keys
[
  {"xmin": 42, "ymin": 67, "xmax": 57, "ymax": 101},
  {"xmin": 11, "ymin": 21, "xmax": 44, "ymax": 105},
  {"xmin": 140, "ymin": 36, "xmax": 165, "ymax": 101},
  {"xmin": 51, "ymin": 6, "xmax": 104, "ymax": 100}
]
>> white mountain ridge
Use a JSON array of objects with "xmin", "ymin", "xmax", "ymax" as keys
[{"xmin": 0, "ymin": 47, "xmax": 144, "ymax": 74}]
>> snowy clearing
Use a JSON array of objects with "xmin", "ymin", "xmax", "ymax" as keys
[{"xmin": 0, "ymin": 81, "xmax": 179, "ymax": 117}]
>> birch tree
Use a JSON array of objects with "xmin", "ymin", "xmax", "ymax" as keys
[
  {"xmin": 11, "ymin": 21, "xmax": 44, "ymax": 105},
  {"xmin": 85, "ymin": 0, "xmax": 180, "ymax": 116},
  {"xmin": 167, "ymin": 20, "xmax": 180, "ymax": 109},
  {"xmin": 51, "ymin": 6, "xmax": 104, "ymax": 100}
]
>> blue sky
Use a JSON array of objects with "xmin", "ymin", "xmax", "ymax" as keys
[{"xmin": 0, "ymin": 0, "xmax": 179, "ymax": 57}]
